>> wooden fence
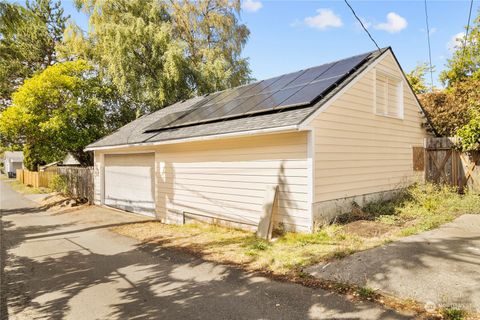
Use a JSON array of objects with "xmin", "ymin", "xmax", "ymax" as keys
[
  {"xmin": 16, "ymin": 169, "xmax": 57, "ymax": 188},
  {"xmin": 56, "ymin": 167, "xmax": 94, "ymax": 203},
  {"xmin": 425, "ymin": 137, "xmax": 480, "ymax": 192},
  {"xmin": 16, "ymin": 166, "xmax": 94, "ymax": 203}
]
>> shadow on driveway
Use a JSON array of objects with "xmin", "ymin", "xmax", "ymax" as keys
[
  {"xmin": 1, "ymin": 180, "xmax": 409, "ymax": 319},
  {"xmin": 308, "ymin": 215, "xmax": 480, "ymax": 312}
]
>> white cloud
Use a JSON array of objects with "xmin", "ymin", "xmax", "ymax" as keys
[
  {"xmin": 374, "ymin": 12, "xmax": 408, "ymax": 33},
  {"xmin": 447, "ymin": 32, "xmax": 465, "ymax": 52},
  {"xmin": 242, "ymin": 0, "xmax": 262, "ymax": 13},
  {"xmin": 304, "ymin": 9, "xmax": 343, "ymax": 30}
]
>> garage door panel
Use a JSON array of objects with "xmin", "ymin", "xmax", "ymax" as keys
[{"xmin": 104, "ymin": 153, "xmax": 155, "ymax": 216}]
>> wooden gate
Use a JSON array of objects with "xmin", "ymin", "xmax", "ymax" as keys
[{"xmin": 425, "ymin": 137, "xmax": 480, "ymax": 192}]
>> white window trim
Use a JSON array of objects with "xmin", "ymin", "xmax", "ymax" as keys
[{"xmin": 373, "ymin": 69, "xmax": 404, "ymax": 120}]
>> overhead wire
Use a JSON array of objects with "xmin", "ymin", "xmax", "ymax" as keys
[
  {"xmin": 424, "ymin": 0, "xmax": 434, "ymax": 91},
  {"xmin": 462, "ymin": 0, "xmax": 474, "ymax": 58},
  {"xmin": 343, "ymin": 0, "xmax": 381, "ymax": 51}
]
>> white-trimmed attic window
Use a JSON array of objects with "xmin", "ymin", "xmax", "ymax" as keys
[{"xmin": 374, "ymin": 69, "xmax": 404, "ymax": 119}]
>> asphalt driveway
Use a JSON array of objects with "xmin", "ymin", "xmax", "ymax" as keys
[
  {"xmin": 0, "ymin": 179, "xmax": 409, "ymax": 320},
  {"xmin": 307, "ymin": 215, "xmax": 480, "ymax": 312}
]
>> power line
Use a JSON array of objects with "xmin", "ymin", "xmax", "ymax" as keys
[
  {"xmin": 424, "ymin": 0, "xmax": 434, "ymax": 91},
  {"xmin": 463, "ymin": 0, "xmax": 474, "ymax": 57},
  {"xmin": 343, "ymin": 0, "xmax": 381, "ymax": 51}
]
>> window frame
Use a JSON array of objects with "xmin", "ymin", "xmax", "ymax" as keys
[{"xmin": 373, "ymin": 69, "xmax": 404, "ymax": 120}]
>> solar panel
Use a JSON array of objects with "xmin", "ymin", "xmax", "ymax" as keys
[
  {"xmin": 206, "ymin": 95, "xmax": 257, "ymax": 120},
  {"xmin": 242, "ymin": 86, "xmax": 301, "ymax": 115},
  {"xmin": 259, "ymin": 70, "xmax": 305, "ymax": 93},
  {"xmin": 285, "ymin": 62, "xmax": 336, "ymax": 88},
  {"xmin": 319, "ymin": 53, "xmax": 369, "ymax": 79},
  {"xmin": 170, "ymin": 82, "xmax": 268, "ymax": 127},
  {"xmin": 210, "ymin": 93, "xmax": 272, "ymax": 120},
  {"xmin": 145, "ymin": 50, "xmax": 374, "ymax": 132},
  {"xmin": 278, "ymin": 75, "xmax": 343, "ymax": 108}
]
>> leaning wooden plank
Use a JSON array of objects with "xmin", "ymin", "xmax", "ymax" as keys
[{"xmin": 256, "ymin": 185, "xmax": 278, "ymax": 240}]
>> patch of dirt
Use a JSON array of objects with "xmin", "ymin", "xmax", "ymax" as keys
[
  {"xmin": 40, "ymin": 194, "xmax": 68, "ymax": 207},
  {"xmin": 39, "ymin": 194, "xmax": 89, "ymax": 214},
  {"xmin": 344, "ymin": 220, "xmax": 395, "ymax": 238}
]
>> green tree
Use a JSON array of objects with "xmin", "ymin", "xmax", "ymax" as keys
[
  {"xmin": 406, "ymin": 62, "xmax": 430, "ymax": 94},
  {"xmin": 440, "ymin": 9, "xmax": 480, "ymax": 87},
  {"xmin": 62, "ymin": 0, "xmax": 251, "ymax": 114},
  {"xmin": 457, "ymin": 108, "xmax": 480, "ymax": 151},
  {"xmin": 0, "ymin": 0, "xmax": 69, "ymax": 109},
  {"xmin": 420, "ymin": 79, "xmax": 480, "ymax": 137},
  {"xmin": 0, "ymin": 60, "xmax": 107, "ymax": 170},
  {"xmin": 169, "ymin": 0, "xmax": 251, "ymax": 94}
]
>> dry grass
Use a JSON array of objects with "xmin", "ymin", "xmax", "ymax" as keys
[
  {"xmin": 112, "ymin": 183, "xmax": 480, "ymax": 277},
  {"xmin": 363, "ymin": 183, "xmax": 480, "ymax": 237},
  {"xmin": 110, "ymin": 183, "xmax": 480, "ymax": 319},
  {"xmin": 6, "ymin": 180, "xmax": 52, "ymax": 194},
  {"xmin": 112, "ymin": 220, "xmax": 479, "ymax": 319},
  {"xmin": 112, "ymin": 220, "xmax": 394, "ymax": 276}
]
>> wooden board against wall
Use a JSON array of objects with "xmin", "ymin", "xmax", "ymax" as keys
[{"xmin": 412, "ymin": 146, "xmax": 425, "ymax": 171}]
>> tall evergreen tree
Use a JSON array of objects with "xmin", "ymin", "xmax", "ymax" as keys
[{"xmin": 0, "ymin": 0, "xmax": 69, "ymax": 109}]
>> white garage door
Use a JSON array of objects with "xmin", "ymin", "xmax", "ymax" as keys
[{"xmin": 104, "ymin": 153, "xmax": 155, "ymax": 216}]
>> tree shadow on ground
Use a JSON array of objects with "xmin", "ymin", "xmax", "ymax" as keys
[
  {"xmin": 1, "ymin": 207, "xmax": 410, "ymax": 319},
  {"xmin": 311, "ymin": 218, "xmax": 480, "ymax": 312}
]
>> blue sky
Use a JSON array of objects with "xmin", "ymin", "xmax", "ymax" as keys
[{"xmin": 59, "ymin": 1, "xmax": 478, "ymax": 87}]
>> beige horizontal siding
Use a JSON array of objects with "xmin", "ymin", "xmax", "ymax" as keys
[
  {"xmin": 155, "ymin": 132, "xmax": 310, "ymax": 232},
  {"xmin": 312, "ymin": 51, "xmax": 429, "ymax": 203}
]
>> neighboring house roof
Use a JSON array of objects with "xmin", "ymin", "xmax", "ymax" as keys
[
  {"xmin": 39, "ymin": 153, "xmax": 81, "ymax": 171},
  {"xmin": 62, "ymin": 153, "xmax": 80, "ymax": 165},
  {"xmin": 3, "ymin": 151, "xmax": 23, "ymax": 162},
  {"xmin": 39, "ymin": 161, "xmax": 60, "ymax": 171},
  {"xmin": 87, "ymin": 47, "xmax": 428, "ymax": 150}
]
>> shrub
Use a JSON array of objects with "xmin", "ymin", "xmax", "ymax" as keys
[
  {"xmin": 441, "ymin": 307, "xmax": 466, "ymax": 320},
  {"xmin": 419, "ymin": 79, "xmax": 480, "ymax": 137},
  {"xmin": 457, "ymin": 108, "xmax": 480, "ymax": 151},
  {"xmin": 356, "ymin": 183, "xmax": 480, "ymax": 236},
  {"xmin": 49, "ymin": 175, "xmax": 68, "ymax": 194},
  {"xmin": 356, "ymin": 287, "xmax": 377, "ymax": 299},
  {"xmin": 250, "ymin": 240, "xmax": 270, "ymax": 251}
]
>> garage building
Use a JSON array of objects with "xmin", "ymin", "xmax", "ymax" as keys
[{"xmin": 86, "ymin": 48, "xmax": 432, "ymax": 232}]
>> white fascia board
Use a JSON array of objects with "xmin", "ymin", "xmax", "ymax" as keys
[{"xmin": 85, "ymin": 125, "xmax": 300, "ymax": 152}]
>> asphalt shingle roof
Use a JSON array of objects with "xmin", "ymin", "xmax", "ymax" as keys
[{"xmin": 87, "ymin": 48, "xmax": 387, "ymax": 149}]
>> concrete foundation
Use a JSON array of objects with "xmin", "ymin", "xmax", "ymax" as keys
[{"xmin": 312, "ymin": 189, "xmax": 403, "ymax": 226}]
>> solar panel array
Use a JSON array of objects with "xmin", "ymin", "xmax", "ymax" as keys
[{"xmin": 144, "ymin": 52, "xmax": 372, "ymax": 132}]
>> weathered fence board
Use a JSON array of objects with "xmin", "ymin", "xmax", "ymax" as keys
[
  {"xmin": 57, "ymin": 167, "xmax": 94, "ymax": 203},
  {"xmin": 425, "ymin": 137, "xmax": 480, "ymax": 192},
  {"xmin": 16, "ymin": 167, "xmax": 94, "ymax": 203}
]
